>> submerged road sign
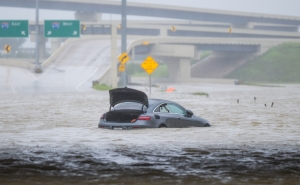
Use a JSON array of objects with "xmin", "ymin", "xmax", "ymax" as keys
[
  {"xmin": 141, "ymin": 56, "xmax": 159, "ymax": 74},
  {"xmin": 44, "ymin": 20, "xmax": 80, "ymax": 38},
  {"xmin": 0, "ymin": 20, "xmax": 28, "ymax": 38}
]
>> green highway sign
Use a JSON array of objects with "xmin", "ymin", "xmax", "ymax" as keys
[
  {"xmin": 44, "ymin": 20, "xmax": 80, "ymax": 38},
  {"xmin": 0, "ymin": 20, "xmax": 29, "ymax": 38}
]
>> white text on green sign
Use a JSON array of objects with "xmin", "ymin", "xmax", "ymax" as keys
[
  {"xmin": 44, "ymin": 20, "xmax": 80, "ymax": 38},
  {"xmin": 0, "ymin": 20, "xmax": 28, "ymax": 38}
]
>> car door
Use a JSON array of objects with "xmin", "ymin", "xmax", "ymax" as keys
[
  {"xmin": 167, "ymin": 103, "xmax": 198, "ymax": 128},
  {"xmin": 153, "ymin": 103, "xmax": 181, "ymax": 128}
]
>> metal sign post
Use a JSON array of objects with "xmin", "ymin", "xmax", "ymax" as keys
[
  {"xmin": 141, "ymin": 56, "xmax": 159, "ymax": 94},
  {"xmin": 35, "ymin": 0, "xmax": 39, "ymax": 66},
  {"xmin": 149, "ymin": 74, "xmax": 151, "ymax": 94},
  {"xmin": 121, "ymin": 0, "xmax": 127, "ymax": 87},
  {"xmin": 4, "ymin": 44, "xmax": 10, "ymax": 59}
]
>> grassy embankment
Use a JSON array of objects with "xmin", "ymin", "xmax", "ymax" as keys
[
  {"xmin": 226, "ymin": 42, "xmax": 300, "ymax": 83},
  {"xmin": 93, "ymin": 84, "xmax": 112, "ymax": 91}
]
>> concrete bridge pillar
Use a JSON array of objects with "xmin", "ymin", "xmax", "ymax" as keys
[
  {"xmin": 160, "ymin": 28, "xmax": 168, "ymax": 37},
  {"xmin": 178, "ymin": 58, "xmax": 191, "ymax": 81},
  {"xmin": 74, "ymin": 12, "xmax": 102, "ymax": 22},
  {"xmin": 164, "ymin": 57, "xmax": 191, "ymax": 81},
  {"xmin": 149, "ymin": 44, "xmax": 195, "ymax": 81},
  {"xmin": 164, "ymin": 58, "xmax": 179, "ymax": 81},
  {"xmin": 50, "ymin": 38, "xmax": 63, "ymax": 55}
]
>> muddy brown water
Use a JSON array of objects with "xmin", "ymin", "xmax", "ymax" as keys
[{"xmin": 1, "ymin": 83, "xmax": 300, "ymax": 184}]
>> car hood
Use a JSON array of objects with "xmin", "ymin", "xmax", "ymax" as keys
[{"xmin": 109, "ymin": 87, "xmax": 149, "ymax": 107}]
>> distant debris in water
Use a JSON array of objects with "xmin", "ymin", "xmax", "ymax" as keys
[
  {"xmin": 192, "ymin": 92, "xmax": 209, "ymax": 97},
  {"xmin": 271, "ymin": 102, "xmax": 274, "ymax": 107},
  {"xmin": 264, "ymin": 104, "xmax": 267, "ymax": 107},
  {"xmin": 166, "ymin": 87, "xmax": 175, "ymax": 93}
]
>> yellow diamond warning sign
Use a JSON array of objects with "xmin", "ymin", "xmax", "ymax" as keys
[{"xmin": 141, "ymin": 56, "xmax": 159, "ymax": 75}]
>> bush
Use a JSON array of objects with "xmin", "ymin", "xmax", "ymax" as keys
[
  {"xmin": 226, "ymin": 42, "xmax": 300, "ymax": 83},
  {"xmin": 192, "ymin": 92, "xmax": 209, "ymax": 97},
  {"xmin": 93, "ymin": 84, "xmax": 112, "ymax": 91}
]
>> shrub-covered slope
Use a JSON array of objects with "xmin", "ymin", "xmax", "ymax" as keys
[{"xmin": 226, "ymin": 42, "xmax": 300, "ymax": 83}]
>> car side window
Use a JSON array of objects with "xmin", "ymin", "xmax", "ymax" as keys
[
  {"xmin": 168, "ymin": 104, "xmax": 186, "ymax": 114},
  {"xmin": 154, "ymin": 104, "xmax": 171, "ymax": 113}
]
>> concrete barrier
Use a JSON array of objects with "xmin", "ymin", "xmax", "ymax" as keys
[
  {"xmin": 42, "ymin": 35, "xmax": 111, "ymax": 68},
  {"xmin": 0, "ymin": 59, "xmax": 35, "ymax": 70},
  {"xmin": 97, "ymin": 67, "xmax": 111, "ymax": 85},
  {"xmin": 41, "ymin": 38, "xmax": 75, "ymax": 68},
  {"xmin": 130, "ymin": 77, "xmax": 236, "ymax": 84}
]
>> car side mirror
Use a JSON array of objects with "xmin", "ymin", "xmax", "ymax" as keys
[{"xmin": 186, "ymin": 109, "xmax": 193, "ymax": 116}]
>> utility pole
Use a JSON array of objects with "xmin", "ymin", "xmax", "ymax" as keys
[
  {"xmin": 121, "ymin": 0, "xmax": 127, "ymax": 87},
  {"xmin": 34, "ymin": 0, "xmax": 42, "ymax": 73}
]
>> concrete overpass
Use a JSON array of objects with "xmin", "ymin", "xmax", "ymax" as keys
[
  {"xmin": 24, "ymin": 19, "xmax": 300, "ymax": 56},
  {"xmin": 122, "ymin": 37, "xmax": 300, "ymax": 83},
  {"xmin": 2, "ymin": 0, "xmax": 300, "ymax": 28},
  {"xmin": 2, "ymin": 0, "xmax": 300, "ymax": 86},
  {"xmin": 78, "ymin": 21, "xmax": 300, "ymax": 39}
]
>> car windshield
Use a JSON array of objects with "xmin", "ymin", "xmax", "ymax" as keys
[{"xmin": 113, "ymin": 102, "xmax": 146, "ymax": 111}]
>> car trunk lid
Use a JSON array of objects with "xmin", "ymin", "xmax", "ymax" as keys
[{"xmin": 109, "ymin": 87, "xmax": 149, "ymax": 107}]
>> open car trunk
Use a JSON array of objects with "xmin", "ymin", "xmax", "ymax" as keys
[{"xmin": 105, "ymin": 110, "xmax": 143, "ymax": 123}]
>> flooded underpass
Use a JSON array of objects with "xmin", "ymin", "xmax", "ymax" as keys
[{"xmin": 1, "ymin": 83, "xmax": 300, "ymax": 184}]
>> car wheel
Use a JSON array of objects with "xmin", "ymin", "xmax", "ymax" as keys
[
  {"xmin": 203, "ymin": 123, "xmax": 210, "ymax": 127},
  {"xmin": 159, "ymin": 124, "xmax": 167, "ymax": 128}
]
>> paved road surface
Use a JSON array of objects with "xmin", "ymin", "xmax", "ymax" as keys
[{"xmin": 0, "ymin": 39, "xmax": 112, "ymax": 94}]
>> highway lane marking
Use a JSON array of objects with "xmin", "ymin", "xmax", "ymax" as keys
[
  {"xmin": 76, "ymin": 67, "xmax": 99, "ymax": 92},
  {"xmin": 36, "ymin": 70, "xmax": 50, "ymax": 80},
  {"xmin": 24, "ymin": 70, "xmax": 37, "ymax": 80}
]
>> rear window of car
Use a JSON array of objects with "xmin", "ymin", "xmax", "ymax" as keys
[
  {"xmin": 148, "ymin": 99, "xmax": 158, "ymax": 106},
  {"xmin": 113, "ymin": 102, "xmax": 146, "ymax": 111}
]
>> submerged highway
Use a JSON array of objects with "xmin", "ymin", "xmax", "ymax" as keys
[
  {"xmin": 0, "ymin": 38, "xmax": 112, "ymax": 94},
  {"xmin": 0, "ymin": 35, "xmax": 300, "ymax": 184}
]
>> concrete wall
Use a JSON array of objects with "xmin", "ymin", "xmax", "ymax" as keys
[
  {"xmin": 97, "ymin": 67, "xmax": 112, "ymax": 85},
  {"xmin": 0, "ymin": 59, "xmax": 35, "ymax": 70},
  {"xmin": 41, "ymin": 38, "xmax": 75, "ymax": 68},
  {"xmin": 130, "ymin": 76, "xmax": 236, "ymax": 84}
]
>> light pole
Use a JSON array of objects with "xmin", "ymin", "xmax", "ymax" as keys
[
  {"xmin": 34, "ymin": 0, "xmax": 42, "ymax": 73},
  {"xmin": 121, "ymin": 0, "xmax": 127, "ymax": 87}
]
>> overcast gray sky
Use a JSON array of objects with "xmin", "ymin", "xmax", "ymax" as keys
[{"xmin": 0, "ymin": 0, "xmax": 300, "ymax": 21}]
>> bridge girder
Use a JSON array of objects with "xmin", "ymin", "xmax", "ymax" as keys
[{"xmin": 1, "ymin": 0, "xmax": 300, "ymax": 26}]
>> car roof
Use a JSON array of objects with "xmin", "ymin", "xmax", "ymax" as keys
[{"xmin": 148, "ymin": 98, "xmax": 176, "ymax": 105}]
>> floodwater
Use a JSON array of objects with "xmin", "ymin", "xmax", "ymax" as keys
[{"xmin": 1, "ymin": 83, "xmax": 300, "ymax": 185}]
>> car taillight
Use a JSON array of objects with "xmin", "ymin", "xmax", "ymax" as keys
[
  {"xmin": 138, "ymin": 116, "xmax": 151, "ymax": 120},
  {"xmin": 100, "ymin": 114, "xmax": 104, "ymax": 119}
]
